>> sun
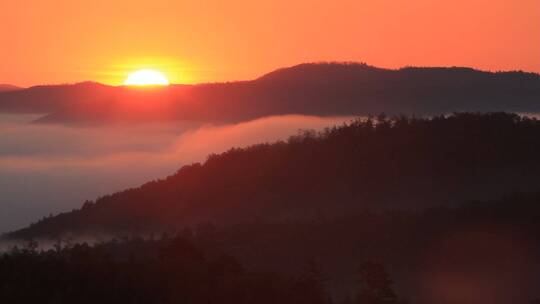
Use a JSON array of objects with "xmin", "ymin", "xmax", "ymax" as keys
[{"xmin": 123, "ymin": 69, "xmax": 170, "ymax": 86}]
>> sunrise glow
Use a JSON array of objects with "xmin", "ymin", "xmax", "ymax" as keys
[{"xmin": 123, "ymin": 69, "xmax": 170, "ymax": 86}]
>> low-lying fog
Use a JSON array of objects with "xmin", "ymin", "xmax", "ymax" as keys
[{"xmin": 0, "ymin": 114, "xmax": 352, "ymax": 233}]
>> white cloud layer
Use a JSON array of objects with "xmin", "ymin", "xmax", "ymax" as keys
[{"xmin": 0, "ymin": 114, "xmax": 351, "ymax": 233}]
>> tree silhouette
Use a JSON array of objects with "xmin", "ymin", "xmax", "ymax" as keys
[{"xmin": 355, "ymin": 262, "xmax": 397, "ymax": 304}]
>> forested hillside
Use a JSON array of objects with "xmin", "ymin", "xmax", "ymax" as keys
[
  {"xmin": 8, "ymin": 112, "xmax": 540, "ymax": 239},
  {"xmin": 5, "ymin": 112, "xmax": 540, "ymax": 303}
]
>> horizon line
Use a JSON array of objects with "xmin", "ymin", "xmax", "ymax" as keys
[{"xmin": 3, "ymin": 61, "xmax": 539, "ymax": 89}]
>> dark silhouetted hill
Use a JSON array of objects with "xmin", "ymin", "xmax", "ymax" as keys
[
  {"xmin": 1, "ymin": 63, "xmax": 539, "ymax": 124},
  {"xmin": 0, "ymin": 84, "xmax": 21, "ymax": 92},
  {"xmin": 7, "ymin": 112, "xmax": 540, "ymax": 240},
  {"xmin": 0, "ymin": 82, "xmax": 114, "ymax": 114}
]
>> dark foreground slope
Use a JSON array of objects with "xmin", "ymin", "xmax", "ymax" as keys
[
  {"xmin": 8, "ymin": 112, "xmax": 540, "ymax": 239},
  {"xmin": 1, "ymin": 63, "xmax": 539, "ymax": 124},
  {"xmin": 4, "ymin": 179, "xmax": 540, "ymax": 304},
  {"xmin": 0, "ymin": 234, "xmax": 341, "ymax": 304}
]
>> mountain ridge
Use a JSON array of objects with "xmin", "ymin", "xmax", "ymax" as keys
[
  {"xmin": 1, "ymin": 62, "xmax": 539, "ymax": 124},
  {"xmin": 0, "ymin": 84, "xmax": 22, "ymax": 92}
]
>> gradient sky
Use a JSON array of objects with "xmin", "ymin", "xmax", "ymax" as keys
[{"xmin": 1, "ymin": 0, "xmax": 539, "ymax": 87}]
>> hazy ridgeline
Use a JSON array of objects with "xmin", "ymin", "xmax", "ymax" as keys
[
  {"xmin": 1, "ymin": 63, "xmax": 539, "ymax": 125},
  {"xmin": 8, "ymin": 112, "xmax": 540, "ymax": 239}
]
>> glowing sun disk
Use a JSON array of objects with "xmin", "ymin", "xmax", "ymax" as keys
[{"xmin": 124, "ymin": 69, "xmax": 170, "ymax": 86}]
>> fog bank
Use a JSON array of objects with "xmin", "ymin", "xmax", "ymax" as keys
[{"xmin": 0, "ymin": 115, "xmax": 351, "ymax": 233}]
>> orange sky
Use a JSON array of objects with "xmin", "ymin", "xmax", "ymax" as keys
[{"xmin": 1, "ymin": 0, "xmax": 539, "ymax": 87}]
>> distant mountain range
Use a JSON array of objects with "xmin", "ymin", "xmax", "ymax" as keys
[
  {"xmin": 1, "ymin": 63, "xmax": 539, "ymax": 124},
  {"xmin": 0, "ymin": 84, "xmax": 21, "ymax": 92}
]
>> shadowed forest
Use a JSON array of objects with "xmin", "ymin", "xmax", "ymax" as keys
[
  {"xmin": 1, "ymin": 233, "xmax": 402, "ymax": 304},
  {"xmin": 3, "ymin": 112, "xmax": 540, "ymax": 303}
]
